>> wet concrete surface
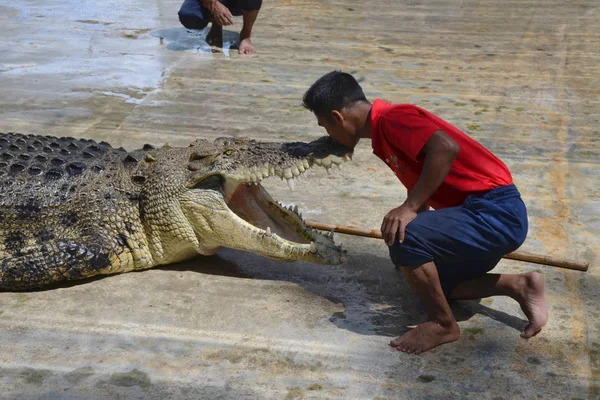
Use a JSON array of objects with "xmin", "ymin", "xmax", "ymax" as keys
[{"xmin": 0, "ymin": 0, "xmax": 599, "ymax": 398}]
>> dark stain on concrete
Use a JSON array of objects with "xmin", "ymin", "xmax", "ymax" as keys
[
  {"xmin": 108, "ymin": 368, "xmax": 151, "ymax": 388},
  {"xmin": 417, "ymin": 374, "xmax": 436, "ymax": 383},
  {"xmin": 0, "ymin": 367, "xmax": 53, "ymax": 386},
  {"xmin": 286, "ymin": 387, "xmax": 305, "ymax": 399},
  {"xmin": 463, "ymin": 327, "xmax": 485, "ymax": 335},
  {"xmin": 64, "ymin": 366, "xmax": 95, "ymax": 384},
  {"xmin": 526, "ymin": 356, "xmax": 542, "ymax": 365}
]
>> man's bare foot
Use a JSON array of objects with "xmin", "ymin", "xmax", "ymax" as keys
[
  {"xmin": 238, "ymin": 37, "xmax": 256, "ymax": 54},
  {"xmin": 390, "ymin": 320, "xmax": 460, "ymax": 354},
  {"xmin": 206, "ymin": 23, "xmax": 223, "ymax": 49},
  {"xmin": 516, "ymin": 272, "xmax": 548, "ymax": 338}
]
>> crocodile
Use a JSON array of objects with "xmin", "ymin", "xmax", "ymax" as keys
[{"xmin": 0, "ymin": 132, "xmax": 352, "ymax": 290}]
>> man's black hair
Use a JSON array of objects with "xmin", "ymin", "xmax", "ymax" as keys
[{"xmin": 302, "ymin": 71, "xmax": 367, "ymax": 118}]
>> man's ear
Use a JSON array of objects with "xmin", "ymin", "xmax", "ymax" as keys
[{"xmin": 331, "ymin": 110, "xmax": 344, "ymax": 124}]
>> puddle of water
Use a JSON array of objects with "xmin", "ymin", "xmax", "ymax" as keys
[
  {"xmin": 152, "ymin": 27, "xmax": 239, "ymax": 56},
  {"xmin": 0, "ymin": 0, "xmax": 174, "ymax": 93}
]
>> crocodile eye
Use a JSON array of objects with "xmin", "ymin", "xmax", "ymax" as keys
[{"xmin": 223, "ymin": 149, "xmax": 234, "ymax": 156}]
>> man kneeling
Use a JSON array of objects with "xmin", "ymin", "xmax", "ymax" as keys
[
  {"xmin": 178, "ymin": 0, "xmax": 262, "ymax": 54},
  {"xmin": 303, "ymin": 71, "xmax": 548, "ymax": 354}
]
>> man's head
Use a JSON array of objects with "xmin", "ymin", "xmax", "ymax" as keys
[{"xmin": 303, "ymin": 71, "xmax": 369, "ymax": 148}]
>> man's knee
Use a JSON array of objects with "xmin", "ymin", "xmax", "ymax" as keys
[
  {"xmin": 178, "ymin": 0, "xmax": 210, "ymax": 30},
  {"xmin": 388, "ymin": 225, "xmax": 433, "ymax": 268},
  {"xmin": 179, "ymin": 11, "xmax": 210, "ymax": 30}
]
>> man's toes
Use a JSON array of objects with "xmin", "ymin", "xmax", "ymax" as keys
[{"xmin": 405, "ymin": 345, "xmax": 420, "ymax": 354}]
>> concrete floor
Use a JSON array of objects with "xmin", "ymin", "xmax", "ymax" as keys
[{"xmin": 0, "ymin": 0, "xmax": 599, "ymax": 398}]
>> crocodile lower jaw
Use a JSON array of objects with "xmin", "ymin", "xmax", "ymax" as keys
[{"xmin": 221, "ymin": 180, "xmax": 346, "ymax": 264}]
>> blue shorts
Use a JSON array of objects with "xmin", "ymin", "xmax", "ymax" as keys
[
  {"xmin": 178, "ymin": 0, "xmax": 263, "ymax": 30},
  {"xmin": 388, "ymin": 184, "xmax": 528, "ymax": 298}
]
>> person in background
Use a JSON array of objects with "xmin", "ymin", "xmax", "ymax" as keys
[{"xmin": 178, "ymin": 0, "xmax": 262, "ymax": 54}]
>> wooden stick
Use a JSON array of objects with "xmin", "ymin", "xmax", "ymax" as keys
[{"xmin": 305, "ymin": 221, "xmax": 589, "ymax": 272}]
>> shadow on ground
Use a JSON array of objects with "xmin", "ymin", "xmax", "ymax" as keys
[
  {"xmin": 158, "ymin": 249, "xmax": 529, "ymax": 338},
  {"xmin": 1, "ymin": 245, "xmax": 529, "ymax": 338}
]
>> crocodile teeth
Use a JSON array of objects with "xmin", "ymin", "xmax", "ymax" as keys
[
  {"xmin": 283, "ymin": 168, "xmax": 293, "ymax": 179},
  {"xmin": 265, "ymin": 227, "xmax": 272, "ymax": 237},
  {"xmin": 303, "ymin": 160, "xmax": 310, "ymax": 169},
  {"xmin": 291, "ymin": 166, "xmax": 300, "ymax": 177},
  {"xmin": 322, "ymin": 157, "xmax": 332, "ymax": 168},
  {"xmin": 287, "ymin": 178, "xmax": 296, "ymax": 191},
  {"xmin": 309, "ymin": 242, "xmax": 317, "ymax": 253},
  {"xmin": 293, "ymin": 205, "xmax": 299, "ymax": 214},
  {"xmin": 297, "ymin": 163, "xmax": 305, "ymax": 173}
]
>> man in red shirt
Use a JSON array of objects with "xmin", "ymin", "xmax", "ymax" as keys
[{"xmin": 303, "ymin": 71, "xmax": 548, "ymax": 354}]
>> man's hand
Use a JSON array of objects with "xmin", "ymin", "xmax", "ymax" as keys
[
  {"xmin": 381, "ymin": 203, "xmax": 419, "ymax": 246},
  {"xmin": 211, "ymin": 2, "xmax": 234, "ymax": 26}
]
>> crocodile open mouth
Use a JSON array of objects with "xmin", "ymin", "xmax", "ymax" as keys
[
  {"xmin": 229, "ymin": 182, "xmax": 314, "ymax": 242},
  {"xmin": 225, "ymin": 180, "xmax": 344, "ymax": 263},
  {"xmin": 190, "ymin": 152, "xmax": 351, "ymax": 264}
]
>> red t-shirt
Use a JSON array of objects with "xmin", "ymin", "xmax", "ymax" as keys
[{"xmin": 370, "ymin": 99, "xmax": 513, "ymax": 209}]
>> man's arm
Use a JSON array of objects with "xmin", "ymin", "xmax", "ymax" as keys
[
  {"xmin": 404, "ymin": 130, "xmax": 459, "ymax": 211},
  {"xmin": 381, "ymin": 130, "xmax": 459, "ymax": 245},
  {"xmin": 201, "ymin": 0, "xmax": 234, "ymax": 25},
  {"xmin": 408, "ymin": 190, "xmax": 430, "ymax": 213}
]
